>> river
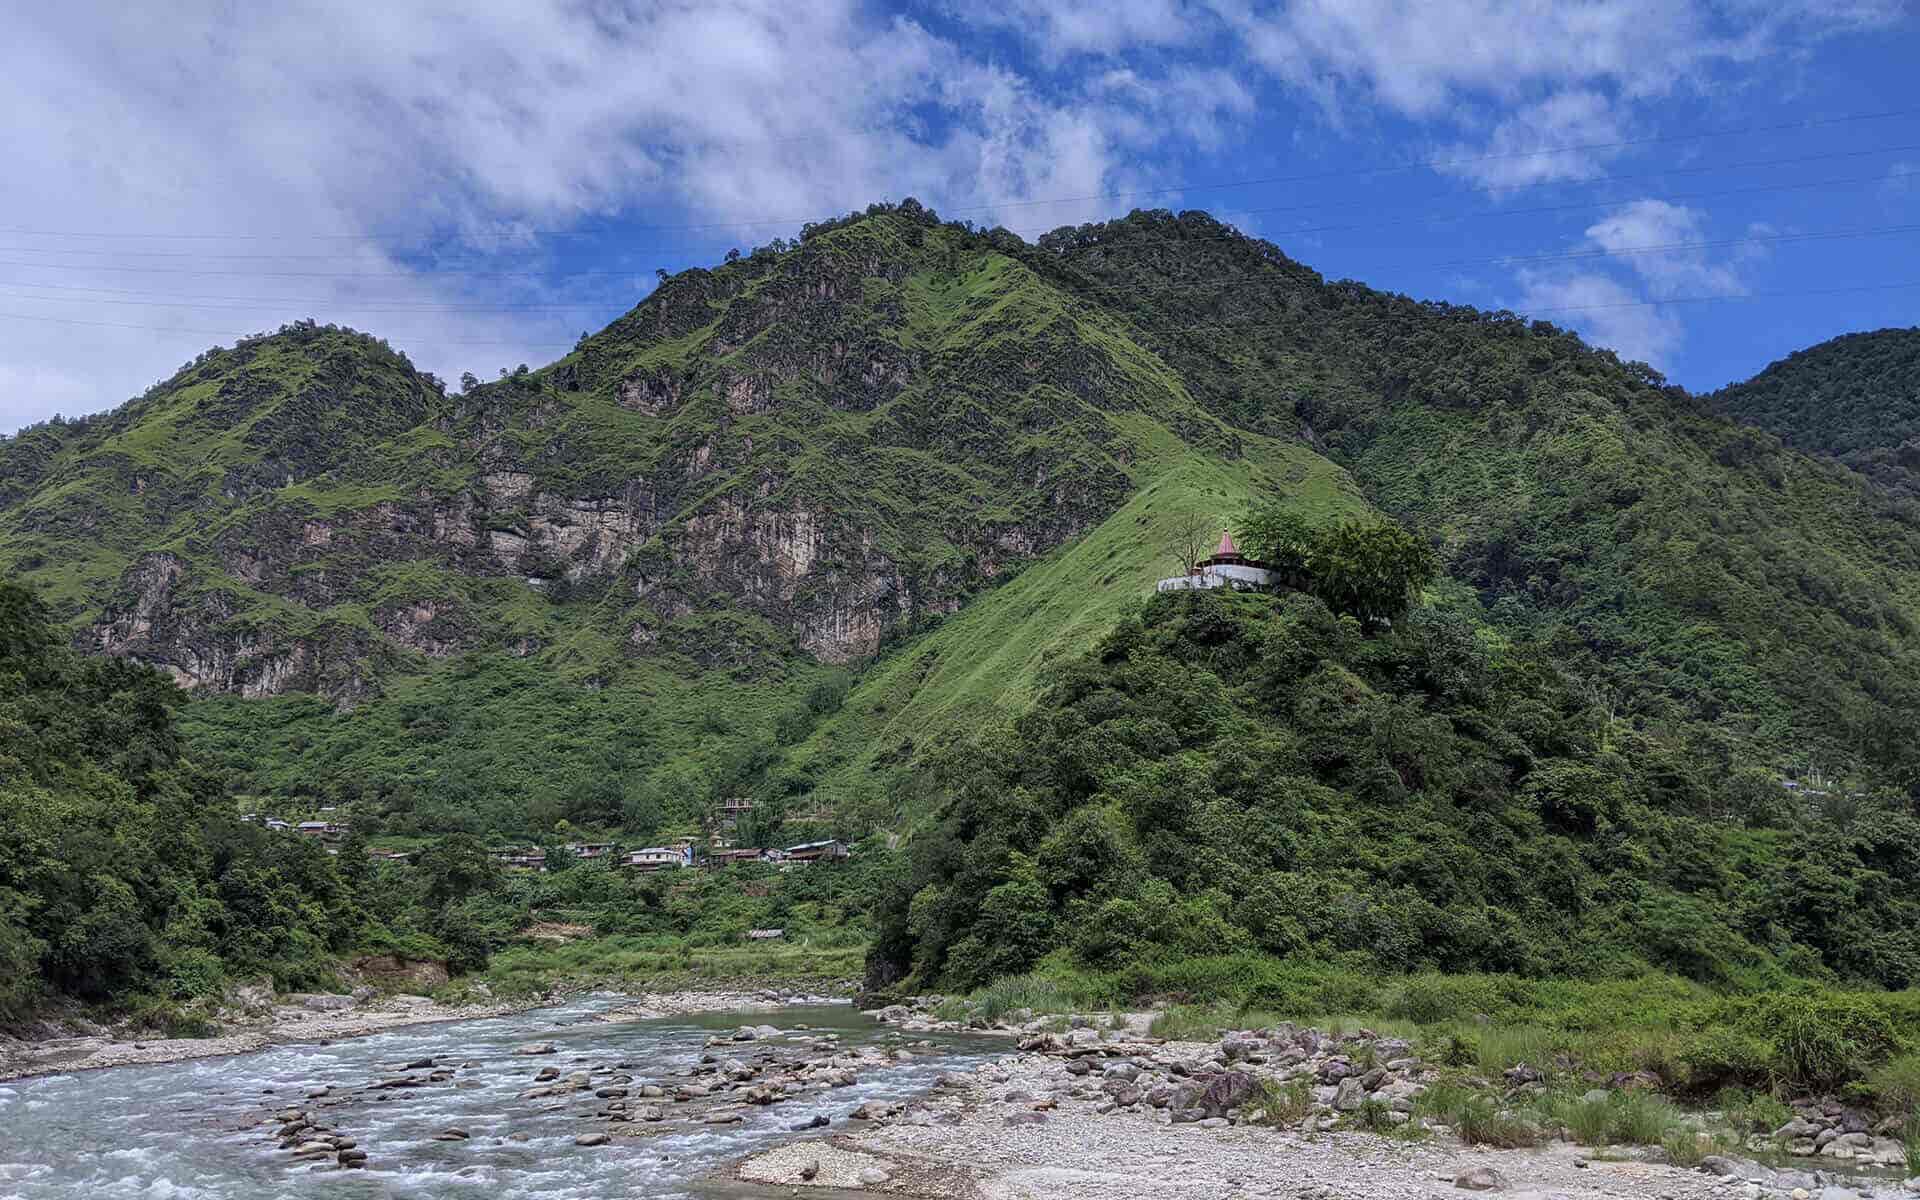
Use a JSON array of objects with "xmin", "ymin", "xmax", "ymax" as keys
[{"xmin": 0, "ymin": 996, "xmax": 1003, "ymax": 1199}]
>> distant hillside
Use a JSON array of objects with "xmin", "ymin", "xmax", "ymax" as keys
[
  {"xmin": 5, "ymin": 203, "xmax": 1920, "ymax": 847},
  {"xmin": 1710, "ymin": 327, "xmax": 1920, "ymax": 499}
]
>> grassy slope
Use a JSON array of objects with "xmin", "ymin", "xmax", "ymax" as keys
[{"xmin": 781, "ymin": 425, "xmax": 1368, "ymax": 811}]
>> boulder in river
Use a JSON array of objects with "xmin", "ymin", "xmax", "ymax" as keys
[
  {"xmin": 514, "ymin": 1042, "xmax": 557, "ymax": 1056},
  {"xmin": 574, "ymin": 1132, "xmax": 610, "ymax": 1147}
]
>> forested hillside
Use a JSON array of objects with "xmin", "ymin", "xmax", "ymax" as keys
[
  {"xmin": 1711, "ymin": 327, "xmax": 1920, "ymax": 500},
  {"xmin": 868, "ymin": 589, "xmax": 1920, "ymax": 995},
  {"xmin": 4, "ymin": 201, "xmax": 1919, "ymax": 857}
]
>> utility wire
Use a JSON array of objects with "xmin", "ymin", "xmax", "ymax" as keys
[
  {"xmin": 1, "ymin": 215, "xmax": 1913, "ymax": 307},
  {"xmin": 2, "ymin": 279, "xmax": 1917, "ymax": 345},
  {"xmin": 0, "ymin": 106, "xmax": 1915, "ymax": 243},
  {"xmin": 1, "ymin": 167, "xmax": 1915, "ymax": 285},
  {"xmin": 4, "ymin": 144, "xmax": 1917, "ymax": 267}
]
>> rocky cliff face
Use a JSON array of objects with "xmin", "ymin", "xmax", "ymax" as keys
[{"xmin": 0, "ymin": 207, "xmax": 1224, "ymax": 700}]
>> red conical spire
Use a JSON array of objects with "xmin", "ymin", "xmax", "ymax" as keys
[{"xmin": 1216, "ymin": 530, "xmax": 1239, "ymax": 557}]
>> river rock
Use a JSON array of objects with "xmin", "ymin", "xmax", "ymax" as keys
[
  {"xmin": 574, "ymin": 1133, "xmax": 609, "ymax": 1147},
  {"xmin": 1455, "ymin": 1165, "xmax": 1509, "ymax": 1191},
  {"xmin": 1700, "ymin": 1156, "xmax": 1776, "ymax": 1185},
  {"xmin": 1195, "ymin": 1070, "xmax": 1260, "ymax": 1118},
  {"xmin": 514, "ymin": 1042, "xmax": 557, "ymax": 1056},
  {"xmin": 432, "ymin": 1127, "xmax": 470, "ymax": 1141},
  {"xmin": 299, "ymin": 994, "xmax": 356, "ymax": 1012},
  {"xmin": 859, "ymin": 1167, "xmax": 891, "ymax": 1185},
  {"xmin": 1333, "ymin": 1076, "xmax": 1366, "ymax": 1111}
]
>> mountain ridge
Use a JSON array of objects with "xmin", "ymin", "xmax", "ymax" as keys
[{"xmin": 5, "ymin": 201, "xmax": 1919, "ymax": 843}]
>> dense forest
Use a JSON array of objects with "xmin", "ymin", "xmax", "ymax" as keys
[
  {"xmin": 1710, "ymin": 327, "xmax": 1920, "ymax": 501},
  {"xmin": 0, "ymin": 582, "xmax": 870, "ymax": 1021},
  {"xmin": 868, "ymin": 587, "xmax": 1920, "ymax": 994}
]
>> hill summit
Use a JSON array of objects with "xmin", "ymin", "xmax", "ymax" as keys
[{"xmin": 4, "ymin": 201, "xmax": 1920, "ymax": 842}]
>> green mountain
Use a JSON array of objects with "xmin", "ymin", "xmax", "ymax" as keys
[
  {"xmin": 4, "ymin": 202, "xmax": 1919, "ymax": 852},
  {"xmin": 1710, "ymin": 327, "xmax": 1920, "ymax": 500},
  {"xmin": 868, "ymin": 588, "xmax": 1920, "ymax": 994}
]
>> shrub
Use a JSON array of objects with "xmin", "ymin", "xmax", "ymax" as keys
[
  {"xmin": 125, "ymin": 996, "xmax": 219, "ymax": 1039},
  {"xmin": 1713, "ymin": 1087, "xmax": 1793, "ymax": 1135},
  {"xmin": 1245, "ymin": 1078, "xmax": 1314, "ymax": 1127},
  {"xmin": 160, "ymin": 947, "xmax": 226, "ymax": 1000},
  {"xmin": 1436, "ymin": 1032, "xmax": 1480, "ymax": 1067},
  {"xmin": 1385, "ymin": 974, "xmax": 1525, "ymax": 1024},
  {"xmin": 972, "ymin": 973, "xmax": 1073, "ymax": 1022},
  {"xmin": 1453, "ymin": 1094, "xmax": 1543, "ymax": 1148},
  {"xmin": 1679, "ymin": 1027, "xmax": 1774, "ymax": 1092},
  {"xmin": 1662, "ymin": 1128, "xmax": 1716, "ymax": 1168},
  {"xmin": 1759, "ymin": 995, "xmax": 1900, "ymax": 1092},
  {"xmin": 1866, "ymin": 1053, "xmax": 1920, "ymax": 1114}
]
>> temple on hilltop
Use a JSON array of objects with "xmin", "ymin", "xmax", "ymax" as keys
[{"xmin": 1156, "ymin": 530, "xmax": 1277, "ymax": 593}]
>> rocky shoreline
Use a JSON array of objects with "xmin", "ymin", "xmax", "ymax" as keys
[{"xmin": 722, "ymin": 1001, "xmax": 1920, "ymax": 1200}]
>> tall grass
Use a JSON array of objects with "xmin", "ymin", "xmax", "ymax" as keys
[{"xmin": 1245, "ymin": 1078, "xmax": 1315, "ymax": 1127}]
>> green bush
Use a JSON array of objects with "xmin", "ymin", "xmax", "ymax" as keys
[
  {"xmin": 125, "ymin": 996, "xmax": 219, "ymax": 1039},
  {"xmin": 1866, "ymin": 1053, "xmax": 1920, "ymax": 1114},
  {"xmin": 1385, "ymin": 974, "xmax": 1527, "ymax": 1024},
  {"xmin": 1679, "ymin": 1027, "xmax": 1775, "ymax": 1092},
  {"xmin": 1245, "ymin": 1078, "xmax": 1314, "ymax": 1127},
  {"xmin": 1754, "ymin": 994, "xmax": 1900, "ymax": 1092},
  {"xmin": 160, "ymin": 947, "xmax": 227, "ymax": 1000}
]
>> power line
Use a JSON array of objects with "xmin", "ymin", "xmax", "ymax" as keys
[
  {"xmin": 0, "ymin": 107, "xmax": 1915, "ymax": 243},
  {"xmin": 2, "ymin": 166, "xmax": 1915, "ymax": 285},
  {"xmin": 2, "ymin": 280, "xmax": 1917, "ymax": 348},
  {"xmin": 0, "ymin": 284, "xmax": 621, "ymax": 313},
  {"xmin": 2, "ymin": 212, "xmax": 1913, "ymax": 307},
  {"xmin": 6, "ymin": 145, "xmax": 1911, "ymax": 264},
  {"xmin": 0, "ymin": 310, "xmax": 578, "ymax": 346}
]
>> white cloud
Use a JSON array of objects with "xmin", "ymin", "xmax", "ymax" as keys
[
  {"xmin": 1437, "ymin": 91, "xmax": 1628, "ymax": 188},
  {"xmin": 1505, "ymin": 197, "xmax": 1752, "ymax": 367},
  {"xmin": 1883, "ymin": 161, "xmax": 1919, "ymax": 208},
  {"xmin": 1581, "ymin": 199, "xmax": 1745, "ymax": 298},
  {"xmin": 0, "ymin": 1, "xmax": 1215, "ymax": 433},
  {"xmin": 948, "ymin": 0, "xmax": 1204, "ymax": 60},
  {"xmin": 968, "ymin": 0, "xmax": 1903, "ymax": 193},
  {"xmin": 1514, "ymin": 268, "xmax": 1685, "ymax": 368}
]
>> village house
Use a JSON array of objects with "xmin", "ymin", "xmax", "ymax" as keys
[
  {"xmin": 783, "ymin": 839, "xmax": 850, "ymax": 867},
  {"xmin": 563, "ymin": 842, "xmax": 614, "ymax": 861},
  {"xmin": 714, "ymin": 797, "xmax": 755, "ymax": 831},
  {"xmin": 367, "ymin": 848, "xmax": 413, "ymax": 864},
  {"xmin": 704, "ymin": 847, "xmax": 785, "ymax": 869},
  {"xmin": 494, "ymin": 847, "xmax": 547, "ymax": 871},
  {"xmin": 620, "ymin": 845, "xmax": 692, "ymax": 872},
  {"xmin": 1156, "ymin": 530, "xmax": 1277, "ymax": 593},
  {"xmin": 745, "ymin": 928, "xmax": 784, "ymax": 941},
  {"xmin": 296, "ymin": 820, "xmax": 349, "ymax": 841}
]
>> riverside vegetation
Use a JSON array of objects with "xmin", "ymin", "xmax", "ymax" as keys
[{"xmin": 3, "ymin": 201, "xmax": 1920, "ymax": 1157}]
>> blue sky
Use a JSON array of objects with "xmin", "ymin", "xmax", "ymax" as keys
[{"xmin": 2, "ymin": 1, "xmax": 1916, "ymax": 433}]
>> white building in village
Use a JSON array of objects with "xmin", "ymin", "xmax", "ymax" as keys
[{"xmin": 1156, "ymin": 531, "xmax": 1277, "ymax": 593}]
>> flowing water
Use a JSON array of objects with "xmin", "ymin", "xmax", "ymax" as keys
[{"xmin": 0, "ymin": 997, "xmax": 1003, "ymax": 1199}]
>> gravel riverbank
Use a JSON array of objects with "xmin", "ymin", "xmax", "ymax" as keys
[{"xmin": 727, "ymin": 1011, "xmax": 1920, "ymax": 1200}]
